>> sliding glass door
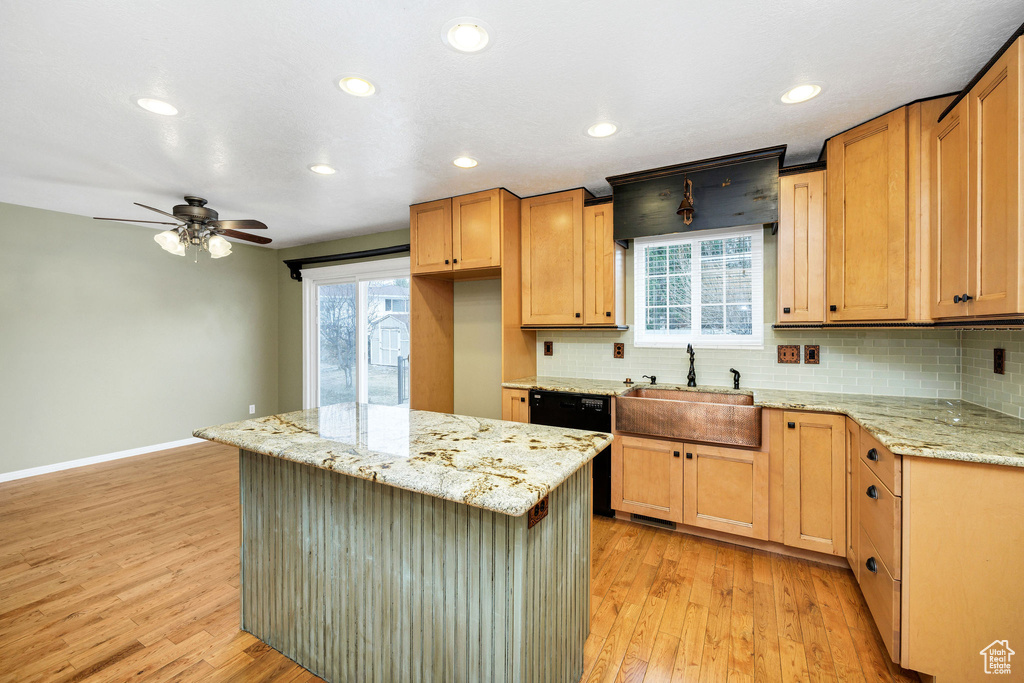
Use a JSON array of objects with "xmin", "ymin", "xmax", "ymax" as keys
[{"xmin": 302, "ymin": 258, "xmax": 411, "ymax": 409}]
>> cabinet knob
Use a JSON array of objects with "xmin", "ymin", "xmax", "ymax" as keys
[
  {"xmin": 865, "ymin": 557, "xmax": 878, "ymax": 574},
  {"xmin": 867, "ymin": 448, "xmax": 879, "ymax": 462},
  {"xmin": 453, "ymin": 258, "xmax": 458, "ymax": 264},
  {"xmin": 686, "ymin": 452, "xmax": 693, "ymax": 459},
  {"xmin": 958, "ymin": 293, "xmax": 973, "ymax": 302},
  {"xmin": 673, "ymin": 451, "xmax": 680, "ymax": 458},
  {"xmin": 606, "ymin": 311, "xmax": 611, "ymax": 317},
  {"xmin": 866, "ymin": 485, "xmax": 878, "ymax": 499},
  {"xmin": 575, "ymin": 312, "xmax": 581, "ymax": 318},
  {"xmin": 520, "ymin": 397, "xmax": 525, "ymax": 403},
  {"xmin": 787, "ymin": 421, "xmax": 795, "ymax": 429},
  {"xmin": 829, "ymin": 305, "xmax": 837, "ymax": 312},
  {"xmin": 444, "ymin": 259, "xmax": 449, "ymax": 264},
  {"xmin": 783, "ymin": 307, "xmax": 791, "ymax": 314}
]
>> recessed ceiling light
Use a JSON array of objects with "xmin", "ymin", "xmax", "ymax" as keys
[
  {"xmin": 136, "ymin": 97, "xmax": 178, "ymax": 116},
  {"xmin": 587, "ymin": 122, "xmax": 618, "ymax": 138},
  {"xmin": 309, "ymin": 164, "xmax": 337, "ymax": 175},
  {"xmin": 781, "ymin": 84, "xmax": 821, "ymax": 104},
  {"xmin": 453, "ymin": 156, "xmax": 478, "ymax": 168},
  {"xmin": 337, "ymin": 76, "xmax": 376, "ymax": 97},
  {"xmin": 443, "ymin": 18, "xmax": 492, "ymax": 53}
]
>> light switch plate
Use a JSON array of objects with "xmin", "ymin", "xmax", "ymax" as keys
[
  {"xmin": 777, "ymin": 345, "xmax": 800, "ymax": 364},
  {"xmin": 804, "ymin": 345, "xmax": 820, "ymax": 364},
  {"xmin": 543, "ymin": 341, "xmax": 553, "ymax": 356}
]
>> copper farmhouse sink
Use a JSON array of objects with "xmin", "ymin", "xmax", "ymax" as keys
[{"xmin": 615, "ymin": 389, "xmax": 762, "ymax": 448}]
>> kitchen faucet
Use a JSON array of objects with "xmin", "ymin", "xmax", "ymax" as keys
[
  {"xmin": 730, "ymin": 368, "xmax": 741, "ymax": 390},
  {"xmin": 686, "ymin": 344, "xmax": 697, "ymax": 387}
]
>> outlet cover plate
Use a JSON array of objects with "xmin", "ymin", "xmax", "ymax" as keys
[
  {"xmin": 778, "ymin": 345, "xmax": 801, "ymax": 364},
  {"xmin": 613, "ymin": 343, "xmax": 624, "ymax": 359},
  {"xmin": 804, "ymin": 344, "xmax": 820, "ymax": 364},
  {"xmin": 543, "ymin": 341, "xmax": 553, "ymax": 356}
]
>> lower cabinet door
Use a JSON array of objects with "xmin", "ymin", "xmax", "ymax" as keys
[
  {"xmin": 611, "ymin": 435, "xmax": 683, "ymax": 523},
  {"xmin": 782, "ymin": 411, "xmax": 847, "ymax": 556},
  {"xmin": 682, "ymin": 444, "xmax": 769, "ymax": 540},
  {"xmin": 500, "ymin": 389, "xmax": 529, "ymax": 423}
]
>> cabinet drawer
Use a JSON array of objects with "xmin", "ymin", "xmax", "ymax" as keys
[
  {"xmin": 857, "ymin": 460, "xmax": 901, "ymax": 579},
  {"xmin": 858, "ymin": 525, "xmax": 901, "ymax": 663},
  {"xmin": 860, "ymin": 429, "xmax": 901, "ymax": 496}
]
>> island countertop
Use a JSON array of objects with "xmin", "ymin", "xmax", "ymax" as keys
[{"xmin": 194, "ymin": 403, "xmax": 612, "ymax": 517}]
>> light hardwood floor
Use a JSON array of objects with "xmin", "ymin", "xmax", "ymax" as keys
[{"xmin": 0, "ymin": 442, "xmax": 918, "ymax": 682}]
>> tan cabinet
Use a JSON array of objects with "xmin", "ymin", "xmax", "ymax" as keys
[
  {"xmin": 930, "ymin": 97, "xmax": 972, "ymax": 318},
  {"xmin": 826, "ymin": 108, "xmax": 908, "ymax": 321},
  {"xmin": 777, "ymin": 170, "xmax": 826, "ymax": 323},
  {"xmin": 610, "ymin": 435, "xmax": 683, "ymax": 523},
  {"xmin": 782, "ymin": 411, "xmax": 846, "ymax": 556},
  {"xmin": 410, "ymin": 189, "xmax": 511, "ymax": 275},
  {"xmin": 582, "ymin": 201, "xmax": 625, "ymax": 325},
  {"xmin": 521, "ymin": 189, "xmax": 585, "ymax": 325},
  {"xmin": 682, "ymin": 443, "xmax": 768, "ymax": 540},
  {"xmin": 410, "ymin": 198, "xmax": 453, "ymax": 274},
  {"xmin": 500, "ymin": 388, "xmax": 530, "ymax": 423},
  {"xmin": 967, "ymin": 37, "xmax": 1022, "ymax": 317},
  {"xmin": 845, "ymin": 418, "xmax": 860, "ymax": 573}
]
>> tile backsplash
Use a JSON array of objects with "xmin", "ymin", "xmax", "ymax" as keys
[
  {"xmin": 536, "ymin": 326, "xmax": 962, "ymax": 398},
  {"xmin": 961, "ymin": 330, "xmax": 1024, "ymax": 419}
]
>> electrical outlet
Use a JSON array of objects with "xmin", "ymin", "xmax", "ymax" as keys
[
  {"xmin": 777, "ymin": 345, "xmax": 800, "ymax": 364},
  {"xmin": 994, "ymin": 348, "xmax": 1006, "ymax": 375},
  {"xmin": 544, "ymin": 341, "xmax": 553, "ymax": 356},
  {"xmin": 249, "ymin": 404, "xmax": 256, "ymax": 415},
  {"xmin": 804, "ymin": 344, "xmax": 820, "ymax": 364},
  {"xmin": 613, "ymin": 343, "xmax": 624, "ymax": 359}
]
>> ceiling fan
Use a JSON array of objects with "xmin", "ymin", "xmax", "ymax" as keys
[{"xmin": 94, "ymin": 196, "xmax": 271, "ymax": 259}]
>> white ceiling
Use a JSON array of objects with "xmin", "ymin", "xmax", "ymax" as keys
[{"xmin": 1, "ymin": 1, "xmax": 1021, "ymax": 248}]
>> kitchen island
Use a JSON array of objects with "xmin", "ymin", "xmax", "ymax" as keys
[{"xmin": 194, "ymin": 403, "xmax": 612, "ymax": 683}]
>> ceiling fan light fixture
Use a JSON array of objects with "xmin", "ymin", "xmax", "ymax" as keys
[
  {"xmin": 208, "ymin": 234, "xmax": 232, "ymax": 258},
  {"xmin": 308, "ymin": 163, "xmax": 337, "ymax": 175},
  {"xmin": 136, "ymin": 97, "xmax": 178, "ymax": 116},
  {"xmin": 780, "ymin": 84, "xmax": 821, "ymax": 104},
  {"xmin": 337, "ymin": 76, "xmax": 376, "ymax": 97},
  {"xmin": 154, "ymin": 229, "xmax": 181, "ymax": 251}
]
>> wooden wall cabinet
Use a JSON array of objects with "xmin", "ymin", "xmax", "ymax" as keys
[
  {"xmin": 782, "ymin": 411, "xmax": 846, "ymax": 556},
  {"xmin": 777, "ymin": 170, "xmax": 826, "ymax": 323},
  {"xmin": 845, "ymin": 417, "xmax": 860, "ymax": 574},
  {"xmin": 521, "ymin": 190, "xmax": 624, "ymax": 327},
  {"xmin": 582, "ymin": 202, "xmax": 626, "ymax": 326},
  {"xmin": 410, "ymin": 189, "xmax": 510, "ymax": 275},
  {"xmin": 966, "ymin": 37, "xmax": 1022, "ymax": 317},
  {"xmin": 826, "ymin": 108, "xmax": 908, "ymax": 321},
  {"xmin": 930, "ymin": 97, "xmax": 972, "ymax": 318},
  {"xmin": 610, "ymin": 435, "xmax": 683, "ymax": 523},
  {"xmin": 501, "ymin": 388, "xmax": 530, "ymax": 423},
  {"xmin": 682, "ymin": 443, "xmax": 769, "ymax": 540}
]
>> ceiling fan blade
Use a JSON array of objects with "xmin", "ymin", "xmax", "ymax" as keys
[
  {"xmin": 94, "ymin": 217, "xmax": 179, "ymax": 225},
  {"xmin": 134, "ymin": 202, "xmax": 179, "ymax": 220},
  {"xmin": 220, "ymin": 229, "xmax": 272, "ymax": 245},
  {"xmin": 211, "ymin": 219, "xmax": 267, "ymax": 230}
]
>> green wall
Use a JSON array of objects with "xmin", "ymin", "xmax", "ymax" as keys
[
  {"xmin": 0, "ymin": 202, "xmax": 280, "ymax": 476},
  {"xmin": 276, "ymin": 228, "xmax": 410, "ymax": 412}
]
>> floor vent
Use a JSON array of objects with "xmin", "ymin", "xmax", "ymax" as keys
[{"xmin": 630, "ymin": 513, "xmax": 676, "ymax": 530}]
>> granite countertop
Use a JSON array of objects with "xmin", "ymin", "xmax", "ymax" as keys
[
  {"xmin": 502, "ymin": 375, "xmax": 638, "ymax": 396},
  {"xmin": 194, "ymin": 403, "xmax": 612, "ymax": 517},
  {"xmin": 503, "ymin": 376, "xmax": 1024, "ymax": 468}
]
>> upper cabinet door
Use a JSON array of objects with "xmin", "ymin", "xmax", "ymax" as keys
[
  {"xmin": 778, "ymin": 170, "xmax": 826, "ymax": 323},
  {"xmin": 967, "ymin": 38, "xmax": 1022, "ymax": 317},
  {"xmin": 582, "ymin": 202, "xmax": 619, "ymax": 325},
  {"xmin": 452, "ymin": 189, "xmax": 502, "ymax": 271},
  {"xmin": 930, "ymin": 98, "xmax": 971, "ymax": 319},
  {"xmin": 521, "ymin": 189, "xmax": 584, "ymax": 325},
  {"xmin": 410, "ymin": 198, "xmax": 453, "ymax": 274},
  {"xmin": 827, "ymin": 108, "xmax": 908, "ymax": 321}
]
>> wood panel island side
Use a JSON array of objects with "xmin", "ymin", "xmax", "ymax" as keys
[{"xmin": 194, "ymin": 403, "xmax": 612, "ymax": 683}]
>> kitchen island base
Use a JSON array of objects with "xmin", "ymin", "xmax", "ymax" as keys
[{"xmin": 239, "ymin": 449, "xmax": 592, "ymax": 683}]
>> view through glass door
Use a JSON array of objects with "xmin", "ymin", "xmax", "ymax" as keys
[{"xmin": 302, "ymin": 259, "xmax": 411, "ymax": 408}]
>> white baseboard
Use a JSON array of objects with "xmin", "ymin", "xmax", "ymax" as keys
[{"xmin": 0, "ymin": 437, "xmax": 206, "ymax": 483}]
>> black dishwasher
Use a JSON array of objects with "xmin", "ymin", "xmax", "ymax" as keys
[{"xmin": 529, "ymin": 390, "xmax": 613, "ymax": 517}]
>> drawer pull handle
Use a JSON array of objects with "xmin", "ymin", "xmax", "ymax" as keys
[
  {"xmin": 867, "ymin": 448, "xmax": 879, "ymax": 462},
  {"xmin": 866, "ymin": 485, "xmax": 878, "ymax": 499},
  {"xmin": 865, "ymin": 557, "xmax": 878, "ymax": 574}
]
